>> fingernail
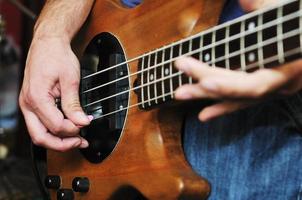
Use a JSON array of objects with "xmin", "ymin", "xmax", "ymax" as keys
[
  {"xmin": 75, "ymin": 111, "xmax": 89, "ymax": 122},
  {"xmin": 79, "ymin": 140, "xmax": 89, "ymax": 148},
  {"xmin": 201, "ymin": 79, "xmax": 218, "ymax": 91},
  {"xmin": 88, "ymin": 115, "xmax": 94, "ymax": 122}
]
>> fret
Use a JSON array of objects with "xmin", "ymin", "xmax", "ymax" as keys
[
  {"xmin": 192, "ymin": 37, "xmax": 201, "ymax": 59},
  {"xmin": 178, "ymin": 42, "xmax": 183, "ymax": 86},
  {"xmin": 140, "ymin": 56, "xmax": 145, "ymax": 108},
  {"xmin": 240, "ymin": 21, "xmax": 246, "ymax": 71},
  {"xmin": 229, "ymin": 22, "xmax": 241, "ymax": 70},
  {"xmin": 199, "ymin": 34, "xmax": 204, "ymax": 61},
  {"xmin": 155, "ymin": 50, "xmax": 163, "ymax": 104},
  {"xmin": 277, "ymin": 6, "xmax": 285, "ymax": 64},
  {"xmin": 215, "ymin": 28, "xmax": 226, "ymax": 68},
  {"xmin": 172, "ymin": 44, "xmax": 180, "ymax": 90},
  {"xmin": 202, "ymin": 33, "xmax": 212, "ymax": 66},
  {"xmin": 299, "ymin": 0, "xmax": 302, "ymax": 53},
  {"xmin": 225, "ymin": 26, "xmax": 230, "ymax": 69},
  {"xmin": 179, "ymin": 41, "xmax": 190, "ymax": 88},
  {"xmin": 161, "ymin": 49, "xmax": 166, "ymax": 101},
  {"xmin": 146, "ymin": 54, "xmax": 152, "ymax": 106},
  {"xmin": 169, "ymin": 46, "xmax": 174, "ymax": 98},
  {"xmin": 282, "ymin": 0, "xmax": 300, "ymax": 63},
  {"xmin": 154, "ymin": 52, "xmax": 158, "ymax": 104},
  {"xmin": 163, "ymin": 47, "xmax": 172, "ymax": 100},
  {"xmin": 257, "ymin": 14, "xmax": 264, "ymax": 69},
  {"xmin": 188, "ymin": 39, "xmax": 193, "ymax": 84},
  {"xmin": 211, "ymin": 31, "xmax": 216, "ymax": 67}
]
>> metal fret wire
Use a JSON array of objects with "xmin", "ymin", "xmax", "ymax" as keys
[
  {"xmin": 83, "ymin": 27, "xmax": 302, "ymax": 108},
  {"xmin": 240, "ymin": 19, "xmax": 246, "ymax": 71},
  {"xmin": 91, "ymin": 46, "xmax": 302, "ymax": 121},
  {"xmin": 140, "ymin": 57, "xmax": 145, "ymax": 108},
  {"xmin": 169, "ymin": 47, "xmax": 174, "ymax": 98},
  {"xmin": 154, "ymin": 52, "xmax": 158, "ymax": 104},
  {"xmin": 258, "ymin": 13, "xmax": 265, "ymax": 69},
  {"xmin": 147, "ymin": 54, "xmax": 151, "ymax": 106},
  {"xmin": 81, "ymin": 0, "xmax": 298, "ymax": 81},
  {"xmin": 82, "ymin": 9, "xmax": 301, "ymax": 95},
  {"xmin": 277, "ymin": 6, "xmax": 285, "ymax": 64}
]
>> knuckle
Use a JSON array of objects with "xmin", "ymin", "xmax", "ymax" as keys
[
  {"xmin": 31, "ymin": 135, "xmax": 44, "ymax": 146},
  {"xmin": 24, "ymin": 87, "xmax": 39, "ymax": 106},
  {"xmin": 18, "ymin": 93, "xmax": 26, "ymax": 108},
  {"xmin": 52, "ymin": 123, "xmax": 64, "ymax": 135},
  {"xmin": 64, "ymin": 100, "xmax": 81, "ymax": 112}
]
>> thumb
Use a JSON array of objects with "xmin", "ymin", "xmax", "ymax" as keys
[{"xmin": 60, "ymin": 74, "xmax": 91, "ymax": 126}]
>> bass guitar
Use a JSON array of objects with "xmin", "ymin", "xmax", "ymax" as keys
[{"xmin": 45, "ymin": 0, "xmax": 302, "ymax": 199}]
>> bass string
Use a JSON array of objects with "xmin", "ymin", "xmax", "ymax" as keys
[
  {"xmin": 81, "ymin": 10, "xmax": 302, "ymax": 95},
  {"xmin": 81, "ymin": 1, "xmax": 299, "ymax": 82},
  {"xmin": 82, "ymin": 27, "xmax": 302, "ymax": 108},
  {"xmin": 90, "ymin": 46, "xmax": 302, "ymax": 121}
]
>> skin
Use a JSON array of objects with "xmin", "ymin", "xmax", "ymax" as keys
[
  {"xmin": 19, "ymin": 0, "xmax": 94, "ymax": 151},
  {"xmin": 19, "ymin": 0, "xmax": 299, "ymax": 151}
]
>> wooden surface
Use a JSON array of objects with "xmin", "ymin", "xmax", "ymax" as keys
[{"xmin": 48, "ymin": 0, "xmax": 225, "ymax": 199}]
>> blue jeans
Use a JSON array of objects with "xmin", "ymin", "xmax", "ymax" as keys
[{"xmin": 183, "ymin": 100, "xmax": 302, "ymax": 200}]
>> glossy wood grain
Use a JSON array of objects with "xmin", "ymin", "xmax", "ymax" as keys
[{"xmin": 48, "ymin": 0, "xmax": 225, "ymax": 199}]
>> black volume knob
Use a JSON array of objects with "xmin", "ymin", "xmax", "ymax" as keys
[
  {"xmin": 45, "ymin": 175, "xmax": 61, "ymax": 189},
  {"xmin": 72, "ymin": 177, "xmax": 90, "ymax": 193},
  {"xmin": 57, "ymin": 189, "xmax": 74, "ymax": 200}
]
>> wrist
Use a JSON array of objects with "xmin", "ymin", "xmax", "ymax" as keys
[{"xmin": 33, "ymin": 21, "xmax": 72, "ymax": 43}]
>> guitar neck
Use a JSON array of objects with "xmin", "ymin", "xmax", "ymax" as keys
[{"xmin": 137, "ymin": 0, "xmax": 302, "ymax": 109}]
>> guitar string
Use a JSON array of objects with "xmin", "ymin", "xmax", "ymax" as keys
[
  {"xmin": 81, "ymin": 0, "xmax": 298, "ymax": 81},
  {"xmin": 81, "ymin": 10, "xmax": 301, "ymax": 95},
  {"xmin": 90, "ymin": 46, "xmax": 302, "ymax": 121},
  {"xmin": 82, "ymin": 27, "xmax": 301, "ymax": 108}
]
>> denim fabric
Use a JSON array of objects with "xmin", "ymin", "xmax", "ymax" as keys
[{"xmin": 184, "ymin": 101, "xmax": 302, "ymax": 200}]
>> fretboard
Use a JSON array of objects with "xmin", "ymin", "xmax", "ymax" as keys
[{"xmin": 137, "ymin": 0, "xmax": 302, "ymax": 109}]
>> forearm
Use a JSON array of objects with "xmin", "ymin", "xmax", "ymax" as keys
[{"xmin": 33, "ymin": 0, "xmax": 94, "ymax": 42}]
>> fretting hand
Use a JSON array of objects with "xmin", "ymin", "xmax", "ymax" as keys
[
  {"xmin": 174, "ymin": 56, "xmax": 302, "ymax": 121},
  {"xmin": 174, "ymin": 0, "xmax": 298, "ymax": 122}
]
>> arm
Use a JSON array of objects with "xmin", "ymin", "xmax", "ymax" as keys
[
  {"xmin": 175, "ymin": 0, "xmax": 302, "ymax": 121},
  {"xmin": 19, "ymin": 0, "xmax": 94, "ymax": 151}
]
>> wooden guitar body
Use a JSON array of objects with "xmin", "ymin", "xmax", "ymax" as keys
[{"xmin": 48, "ymin": 1, "xmax": 225, "ymax": 199}]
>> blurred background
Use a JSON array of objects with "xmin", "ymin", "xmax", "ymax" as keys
[{"xmin": 0, "ymin": 1, "xmax": 46, "ymax": 199}]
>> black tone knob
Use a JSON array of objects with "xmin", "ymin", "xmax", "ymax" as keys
[
  {"xmin": 57, "ymin": 189, "xmax": 74, "ymax": 200},
  {"xmin": 45, "ymin": 175, "xmax": 61, "ymax": 189},
  {"xmin": 72, "ymin": 177, "xmax": 90, "ymax": 193}
]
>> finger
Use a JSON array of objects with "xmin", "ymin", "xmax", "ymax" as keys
[
  {"xmin": 60, "ymin": 69, "xmax": 91, "ymax": 127},
  {"xmin": 174, "ymin": 57, "xmax": 214, "ymax": 80},
  {"xmin": 175, "ymin": 84, "xmax": 211, "ymax": 100},
  {"xmin": 199, "ymin": 68, "xmax": 290, "ymax": 99},
  {"xmin": 199, "ymin": 101, "xmax": 252, "ymax": 122},
  {"xmin": 239, "ymin": 0, "xmax": 276, "ymax": 12},
  {"xmin": 21, "ymin": 105, "xmax": 88, "ymax": 151},
  {"xmin": 30, "ymin": 93, "xmax": 81, "ymax": 137}
]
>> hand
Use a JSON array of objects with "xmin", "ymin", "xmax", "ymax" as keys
[
  {"xmin": 173, "ymin": 0, "xmax": 291, "ymax": 122},
  {"xmin": 19, "ymin": 37, "xmax": 91, "ymax": 151},
  {"xmin": 174, "ymin": 57, "xmax": 302, "ymax": 121}
]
